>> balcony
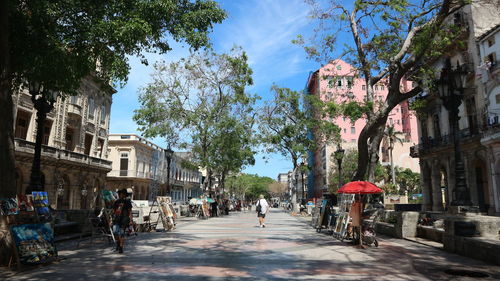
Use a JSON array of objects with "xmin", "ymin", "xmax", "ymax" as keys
[
  {"xmin": 14, "ymin": 138, "xmax": 112, "ymax": 171},
  {"xmin": 410, "ymin": 128, "xmax": 481, "ymax": 158},
  {"xmin": 67, "ymin": 103, "xmax": 83, "ymax": 117},
  {"xmin": 107, "ymin": 170, "xmax": 154, "ymax": 179}
]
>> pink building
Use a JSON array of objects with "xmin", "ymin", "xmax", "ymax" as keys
[{"xmin": 306, "ymin": 60, "xmax": 419, "ymax": 198}]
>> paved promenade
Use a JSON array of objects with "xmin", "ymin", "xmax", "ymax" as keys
[{"xmin": 5, "ymin": 209, "xmax": 500, "ymax": 280}]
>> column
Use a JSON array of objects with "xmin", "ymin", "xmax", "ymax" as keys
[
  {"xmin": 421, "ymin": 160, "xmax": 433, "ymax": 211},
  {"xmin": 431, "ymin": 159, "xmax": 444, "ymax": 211},
  {"xmin": 487, "ymin": 147, "xmax": 500, "ymax": 214}
]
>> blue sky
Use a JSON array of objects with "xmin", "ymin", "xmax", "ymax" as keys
[{"xmin": 109, "ymin": 0, "xmax": 323, "ymax": 179}]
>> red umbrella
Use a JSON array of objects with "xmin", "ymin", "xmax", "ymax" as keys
[
  {"xmin": 337, "ymin": 181, "xmax": 382, "ymax": 248},
  {"xmin": 337, "ymin": 181, "xmax": 382, "ymax": 194}
]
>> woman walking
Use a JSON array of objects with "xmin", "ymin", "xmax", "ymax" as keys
[{"xmin": 256, "ymin": 194, "xmax": 269, "ymax": 228}]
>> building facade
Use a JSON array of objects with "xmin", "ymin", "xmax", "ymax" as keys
[
  {"xmin": 106, "ymin": 134, "xmax": 202, "ymax": 203},
  {"xmin": 306, "ymin": 60, "xmax": 419, "ymax": 198},
  {"xmin": 13, "ymin": 77, "xmax": 114, "ymax": 210},
  {"xmin": 410, "ymin": 3, "xmax": 500, "ymax": 215}
]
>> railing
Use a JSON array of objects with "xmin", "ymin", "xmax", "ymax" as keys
[
  {"xmin": 410, "ymin": 127, "xmax": 481, "ymax": 158},
  {"xmin": 107, "ymin": 170, "xmax": 154, "ymax": 179},
  {"xmin": 14, "ymin": 138, "xmax": 112, "ymax": 170}
]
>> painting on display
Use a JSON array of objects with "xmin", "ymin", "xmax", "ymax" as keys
[
  {"xmin": 0, "ymin": 198, "xmax": 18, "ymax": 215},
  {"xmin": 17, "ymin": 194, "xmax": 34, "ymax": 212},
  {"xmin": 11, "ymin": 223, "xmax": 57, "ymax": 265},
  {"xmin": 32, "ymin": 192, "xmax": 50, "ymax": 215},
  {"xmin": 101, "ymin": 190, "xmax": 118, "ymax": 209}
]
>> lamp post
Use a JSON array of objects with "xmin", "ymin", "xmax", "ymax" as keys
[
  {"xmin": 26, "ymin": 81, "xmax": 57, "ymax": 194},
  {"xmin": 334, "ymin": 145, "xmax": 345, "ymax": 190},
  {"xmin": 165, "ymin": 147, "xmax": 174, "ymax": 196},
  {"xmin": 436, "ymin": 59, "xmax": 472, "ymax": 206},
  {"xmin": 300, "ymin": 162, "xmax": 306, "ymax": 202}
]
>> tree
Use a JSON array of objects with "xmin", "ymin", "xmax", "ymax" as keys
[
  {"xmin": 1, "ymin": 0, "xmax": 226, "ymax": 197},
  {"xmin": 297, "ymin": 0, "xmax": 470, "ymax": 181},
  {"xmin": 384, "ymin": 125, "xmax": 405, "ymax": 186},
  {"xmin": 259, "ymin": 86, "xmax": 339, "ymax": 206},
  {"xmin": 133, "ymin": 48, "xmax": 257, "ymax": 195},
  {"xmin": 268, "ymin": 182, "xmax": 287, "ymax": 197},
  {"xmin": 226, "ymin": 173, "xmax": 274, "ymax": 201},
  {"xmin": 396, "ymin": 167, "xmax": 421, "ymax": 195},
  {"xmin": 328, "ymin": 148, "xmax": 358, "ymax": 193}
]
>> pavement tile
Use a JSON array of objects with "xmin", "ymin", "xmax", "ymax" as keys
[{"xmin": 3, "ymin": 209, "xmax": 500, "ymax": 281}]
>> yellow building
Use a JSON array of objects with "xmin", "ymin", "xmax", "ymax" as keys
[{"xmin": 13, "ymin": 77, "xmax": 115, "ymax": 210}]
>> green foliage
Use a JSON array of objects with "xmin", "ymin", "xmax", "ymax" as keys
[
  {"xmin": 295, "ymin": 0, "xmax": 469, "ymax": 180},
  {"xmin": 328, "ymin": 149, "xmax": 359, "ymax": 193},
  {"xmin": 133, "ymin": 48, "xmax": 257, "ymax": 182},
  {"xmin": 409, "ymin": 97, "xmax": 429, "ymax": 118},
  {"xmin": 226, "ymin": 174, "xmax": 274, "ymax": 200},
  {"xmin": 259, "ymin": 86, "xmax": 340, "ymax": 169},
  {"xmin": 8, "ymin": 0, "xmax": 226, "ymax": 96}
]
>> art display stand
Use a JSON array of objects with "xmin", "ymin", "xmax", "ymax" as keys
[
  {"xmin": 332, "ymin": 194, "xmax": 354, "ymax": 241},
  {"xmin": 1, "ymin": 192, "xmax": 58, "ymax": 271},
  {"xmin": 147, "ymin": 196, "xmax": 176, "ymax": 232},
  {"xmin": 77, "ymin": 192, "xmax": 115, "ymax": 248}
]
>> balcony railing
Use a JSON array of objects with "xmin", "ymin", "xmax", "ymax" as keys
[
  {"xmin": 410, "ymin": 128, "xmax": 480, "ymax": 158},
  {"xmin": 107, "ymin": 170, "xmax": 155, "ymax": 179},
  {"xmin": 14, "ymin": 138, "xmax": 112, "ymax": 170}
]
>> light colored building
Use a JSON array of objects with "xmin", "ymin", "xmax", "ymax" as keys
[
  {"xmin": 410, "ymin": 3, "xmax": 500, "ymax": 214},
  {"xmin": 13, "ymin": 76, "xmax": 114, "ymax": 210},
  {"xmin": 106, "ymin": 134, "xmax": 202, "ymax": 203},
  {"xmin": 306, "ymin": 60, "xmax": 419, "ymax": 198}
]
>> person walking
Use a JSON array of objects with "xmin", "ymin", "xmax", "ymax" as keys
[
  {"xmin": 111, "ymin": 189, "xmax": 133, "ymax": 253},
  {"xmin": 256, "ymin": 194, "xmax": 269, "ymax": 228}
]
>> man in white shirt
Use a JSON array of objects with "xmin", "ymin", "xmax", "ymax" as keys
[{"xmin": 256, "ymin": 194, "xmax": 269, "ymax": 228}]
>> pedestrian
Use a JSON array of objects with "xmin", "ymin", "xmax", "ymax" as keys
[
  {"xmin": 256, "ymin": 194, "xmax": 269, "ymax": 228},
  {"xmin": 111, "ymin": 188, "xmax": 133, "ymax": 253},
  {"xmin": 349, "ymin": 195, "xmax": 363, "ymax": 245}
]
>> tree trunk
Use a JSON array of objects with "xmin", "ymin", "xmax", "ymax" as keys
[
  {"xmin": 390, "ymin": 147, "xmax": 396, "ymax": 186},
  {"xmin": 0, "ymin": 0, "xmax": 15, "ymax": 199},
  {"xmin": 354, "ymin": 114, "xmax": 388, "ymax": 181},
  {"xmin": 367, "ymin": 127, "xmax": 384, "ymax": 182},
  {"xmin": 0, "ymin": 0, "xmax": 16, "ymax": 267}
]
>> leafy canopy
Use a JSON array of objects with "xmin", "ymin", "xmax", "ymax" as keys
[{"xmin": 9, "ymin": 0, "xmax": 226, "ymax": 95}]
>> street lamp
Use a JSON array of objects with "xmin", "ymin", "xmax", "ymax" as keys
[
  {"xmin": 165, "ymin": 147, "xmax": 174, "ymax": 196},
  {"xmin": 435, "ymin": 59, "xmax": 471, "ymax": 206},
  {"xmin": 334, "ymin": 145, "xmax": 345, "ymax": 190},
  {"xmin": 26, "ymin": 82, "xmax": 58, "ymax": 194},
  {"xmin": 300, "ymin": 162, "xmax": 306, "ymax": 202}
]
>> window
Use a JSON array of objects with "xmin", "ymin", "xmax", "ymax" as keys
[
  {"xmin": 328, "ymin": 77, "xmax": 335, "ymax": 88},
  {"xmin": 347, "ymin": 92, "xmax": 354, "ymax": 99},
  {"xmin": 343, "ymin": 128, "xmax": 347, "ymax": 133},
  {"xmin": 375, "ymin": 85, "xmax": 379, "ymax": 91},
  {"xmin": 487, "ymin": 52, "xmax": 497, "ymax": 64},
  {"xmin": 120, "ymin": 135, "xmax": 131, "ymax": 139},
  {"xmin": 88, "ymin": 97, "xmax": 95, "ymax": 119},
  {"xmin": 397, "ymin": 120, "xmax": 400, "ymax": 124},
  {"xmin": 378, "ymin": 96, "xmax": 383, "ymax": 101},
  {"xmin": 362, "ymin": 85, "xmax": 366, "ymax": 90},
  {"xmin": 43, "ymin": 122, "xmax": 52, "ymax": 145},
  {"xmin": 120, "ymin": 152, "xmax": 129, "ymax": 176},
  {"xmin": 70, "ymin": 95, "xmax": 78, "ymax": 105},
  {"xmin": 351, "ymin": 127, "xmax": 356, "ymax": 134},
  {"xmin": 487, "ymin": 36, "xmax": 495, "ymax": 47},
  {"xmin": 346, "ymin": 77, "xmax": 353, "ymax": 89},
  {"xmin": 380, "ymin": 85, "xmax": 385, "ymax": 91},
  {"xmin": 100, "ymin": 105, "xmax": 106, "ymax": 125},
  {"xmin": 351, "ymin": 139, "xmax": 356, "ymax": 143},
  {"xmin": 342, "ymin": 117, "xmax": 346, "ymax": 122},
  {"xmin": 337, "ymin": 78, "xmax": 342, "ymax": 88},
  {"xmin": 496, "ymin": 94, "xmax": 500, "ymax": 104},
  {"xmin": 389, "ymin": 118, "xmax": 393, "ymax": 125}
]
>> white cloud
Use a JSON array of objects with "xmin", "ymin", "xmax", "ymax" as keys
[{"xmin": 214, "ymin": 0, "xmax": 313, "ymax": 86}]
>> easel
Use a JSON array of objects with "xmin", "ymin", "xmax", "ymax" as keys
[{"xmin": 76, "ymin": 192, "xmax": 115, "ymax": 248}]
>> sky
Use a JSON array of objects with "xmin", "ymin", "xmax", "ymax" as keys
[{"xmin": 109, "ymin": 0, "xmax": 323, "ymax": 179}]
